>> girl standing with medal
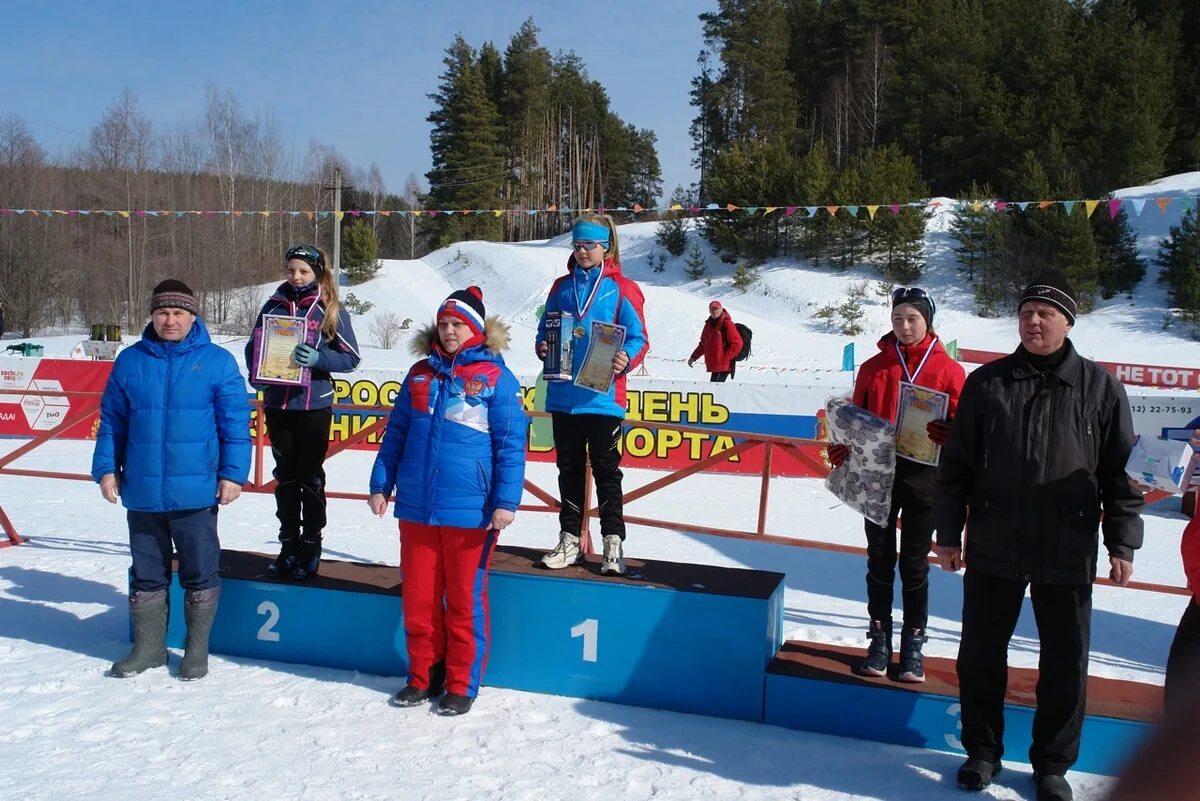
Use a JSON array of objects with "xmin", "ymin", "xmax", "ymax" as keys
[
  {"xmin": 828, "ymin": 287, "xmax": 965, "ymax": 681},
  {"xmin": 535, "ymin": 214, "xmax": 649, "ymax": 576}
]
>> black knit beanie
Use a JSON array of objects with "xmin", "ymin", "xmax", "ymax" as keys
[
  {"xmin": 1019, "ymin": 271, "xmax": 1077, "ymax": 325},
  {"xmin": 149, "ymin": 279, "xmax": 198, "ymax": 314}
]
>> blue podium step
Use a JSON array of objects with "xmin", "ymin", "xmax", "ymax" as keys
[
  {"xmin": 764, "ymin": 641, "xmax": 1159, "ymax": 776},
  {"xmin": 162, "ymin": 547, "xmax": 785, "ymax": 722}
]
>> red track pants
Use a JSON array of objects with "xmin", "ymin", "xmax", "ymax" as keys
[{"xmin": 399, "ymin": 522, "xmax": 498, "ymax": 697}]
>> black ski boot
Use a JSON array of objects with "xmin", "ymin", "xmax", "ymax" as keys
[
  {"xmin": 179, "ymin": 587, "xmax": 220, "ymax": 681},
  {"xmin": 111, "ymin": 590, "xmax": 169, "ymax": 677},
  {"xmin": 857, "ymin": 619, "xmax": 892, "ymax": 677},
  {"xmin": 265, "ymin": 533, "xmax": 300, "ymax": 578},
  {"xmin": 897, "ymin": 626, "xmax": 927, "ymax": 683},
  {"xmin": 292, "ymin": 533, "xmax": 322, "ymax": 581}
]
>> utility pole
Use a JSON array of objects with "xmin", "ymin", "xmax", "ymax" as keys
[{"xmin": 332, "ymin": 167, "xmax": 342, "ymax": 285}]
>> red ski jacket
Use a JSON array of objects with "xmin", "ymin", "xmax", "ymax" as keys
[
  {"xmin": 1183, "ymin": 513, "xmax": 1200, "ymax": 599},
  {"xmin": 852, "ymin": 332, "xmax": 966, "ymax": 424},
  {"xmin": 690, "ymin": 311, "xmax": 743, "ymax": 373}
]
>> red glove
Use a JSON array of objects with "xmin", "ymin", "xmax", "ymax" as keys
[
  {"xmin": 827, "ymin": 443, "xmax": 849, "ymax": 468},
  {"xmin": 927, "ymin": 420, "xmax": 951, "ymax": 446}
]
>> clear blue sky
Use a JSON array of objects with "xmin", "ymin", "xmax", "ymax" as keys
[{"xmin": 1, "ymin": 1, "xmax": 712, "ymax": 204}]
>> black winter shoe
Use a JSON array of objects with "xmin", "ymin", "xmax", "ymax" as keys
[
  {"xmin": 292, "ymin": 535, "xmax": 322, "ymax": 580},
  {"xmin": 956, "ymin": 757, "xmax": 1002, "ymax": 790},
  {"xmin": 179, "ymin": 587, "xmax": 219, "ymax": 681},
  {"xmin": 897, "ymin": 627, "xmax": 926, "ymax": 683},
  {"xmin": 265, "ymin": 536, "xmax": 299, "ymax": 578},
  {"xmin": 857, "ymin": 619, "xmax": 892, "ymax": 677},
  {"xmin": 392, "ymin": 685, "xmax": 437, "ymax": 707},
  {"xmin": 111, "ymin": 590, "xmax": 169, "ymax": 678},
  {"xmin": 1034, "ymin": 773, "xmax": 1073, "ymax": 801},
  {"xmin": 391, "ymin": 662, "xmax": 445, "ymax": 707},
  {"xmin": 437, "ymin": 692, "xmax": 474, "ymax": 716}
]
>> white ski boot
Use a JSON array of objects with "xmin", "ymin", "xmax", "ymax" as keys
[
  {"xmin": 540, "ymin": 531, "xmax": 583, "ymax": 569},
  {"xmin": 600, "ymin": 535, "xmax": 625, "ymax": 576}
]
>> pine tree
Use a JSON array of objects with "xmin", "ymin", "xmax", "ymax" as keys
[
  {"xmin": 426, "ymin": 34, "xmax": 505, "ymax": 246},
  {"xmin": 1093, "ymin": 206, "xmax": 1145, "ymax": 299},
  {"xmin": 1157, "ymin": 207, "xmax": 1200, "ymax": 334},
  {"xmin": 1074, "ymin": 0, "xmax": 1172, "ymax": 192},
  {"xmin": 795, "ymin": 140, "xmax": 836, "ymax": 266},
  {"xmin": 341, "ymin": 220, "xmax": 381, "ymax": 284},
  {"xmin": 701, "ymin": 138, "xmax": 795, "ymax": 262},
  {"xmin": 949, "ymin": 183, "xmax": 1003, "ymax": 282},
  {"xmin": 656, "ymin": 186, "xmax": 689, "ymax": 256},
  {"xmin": 828, "ymin": 163, "xmax": 865, "ymax": 271},
  {"xmin": 856, "ymin": 144, "xmax": 928, "ymax": 282},
  {"xmin": 685, "ymin": 237, "xmax": 708, "ymax": 279}
]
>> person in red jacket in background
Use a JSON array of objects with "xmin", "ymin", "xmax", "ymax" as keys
[
  {"xmin": 688, "ymin": 300, "xmax": 743, "ymax": 382},
  {"xmin": 1166, "ymin": 430, "xmax": 1200, "ymax": 711},
  {"xmin": 829, "ymin": 287, "xmax": 966, "ymax": 682}
]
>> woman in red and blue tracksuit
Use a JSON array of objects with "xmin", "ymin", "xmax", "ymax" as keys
[
  {"xmin": 535, "ymin": 214, "xmax": 649, "ymax": 576},
  {"xmin": 245, "ymin": 244, "xmax": 361, "ymax": 580},
  {"xmin": 369, "ymin": 286, "xmax": 526, "ymax": 716}
]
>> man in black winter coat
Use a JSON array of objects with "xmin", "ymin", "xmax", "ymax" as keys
[{"xmin": 932, "ymin": 272, "xmax": 1144, "ymax": 801}]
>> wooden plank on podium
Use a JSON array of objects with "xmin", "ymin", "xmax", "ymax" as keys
[
  {"xmin": 160, "ymin": 547, "xmax": 785, "ymax": 723},
  {"xmin": 764, "ymin": 640, "xmax": 1160, "ymax": 776}
]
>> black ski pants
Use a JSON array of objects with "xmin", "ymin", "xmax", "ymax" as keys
[
  {"xmin": 552, "ymin": 412, "xmax": 626, "ymax": 541},
  {"xmin": 265, "ymin": 407, "xmax": 332, "ymax": 544},
  {"xmin": 864, "ymin": 478, "xmax": 932, "ymax": 630},
  {"xmin": 1166, "ymin": 598, "xmax": 1200, "ymax": 713},
  {"xmin": 957, "ymin": 569, "xmax": 1092, "ymax": 776}
]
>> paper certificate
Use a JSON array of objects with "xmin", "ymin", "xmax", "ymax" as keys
[
  {"xmin": 894, "ymin": 382, "xmax": 949, "ymax": 466},
  {"xmin": 254, "ymin": 314, "xmax": 309, "ymax": 386},
  {"xmin": 574, "ymin": 321, "xmax": 627, "ymax": 394}
]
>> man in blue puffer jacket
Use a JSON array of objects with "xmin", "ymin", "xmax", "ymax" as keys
[{"xmin": 92, "ymin": 279, "xmax": 251, "ymax": 681}]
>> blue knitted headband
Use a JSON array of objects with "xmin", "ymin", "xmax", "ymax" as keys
[{"xmin": 572, "ymin": 220, "xmax": 610, "ymax": 243}]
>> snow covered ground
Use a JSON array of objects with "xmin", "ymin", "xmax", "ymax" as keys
[{"xmin": 1, "ymin": 174, "xmax": 1198, "ymax": 800}]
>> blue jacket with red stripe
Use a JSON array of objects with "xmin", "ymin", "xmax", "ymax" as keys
[
  {"xmin": 535, "ymin": 257, "xmax": 648, "ymax": 419},
  {"xmin": 369, "ymin": 318, "xmax": 527, "ymax": 529}
]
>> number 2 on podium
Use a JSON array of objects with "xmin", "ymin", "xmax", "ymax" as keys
[
  {"xmin": 257, "ymin": 600, "xmax": 281, "ymax": 642},
  {"xmin": 571, "ymin": 618, "xmax": 598, "ymax": 662}
]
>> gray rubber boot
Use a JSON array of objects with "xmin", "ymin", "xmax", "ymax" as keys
[
  {"xmin": 179, "ymin": 586, "xmax": 220, "ymax": 681},
  {"xmin": 111, "ymin": 590, "xmax": 169, "ymax": 678}
]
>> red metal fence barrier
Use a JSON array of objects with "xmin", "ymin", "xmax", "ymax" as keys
[{"xmin": 0, "ymin": 389, "xmax": 1184, "ymax": 597}]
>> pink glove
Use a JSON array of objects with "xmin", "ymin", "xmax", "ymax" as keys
[
  {"xmin": 827, "ymin": 443, "xmax": 849, "ymax": 468},
  {"xmin": 927, "ymin": 420, "xmax": 952, "ymax": 446}
]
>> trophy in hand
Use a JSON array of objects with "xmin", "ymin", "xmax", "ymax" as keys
[{"xmin": 543, "ymin": 311, "xmax": 574, "ymax": 381}]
